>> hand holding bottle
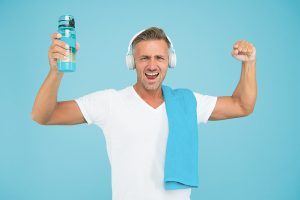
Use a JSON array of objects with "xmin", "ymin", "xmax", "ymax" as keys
[{"xmin": 48, "ymin": 32, "xmax": 80, "ymax": 73}]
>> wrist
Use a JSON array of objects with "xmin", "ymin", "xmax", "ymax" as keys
[
  {"xmin": 243, "ymin": 59, "xmax": 256, "ymax": 67},
  {"xmin": 49, "ymin": 69, "xmax": 64, "ymax": 79}
]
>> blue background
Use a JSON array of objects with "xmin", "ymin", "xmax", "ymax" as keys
[{"xmin": 0, "ymin": 0, "xmax": 299, "ymax": 199}]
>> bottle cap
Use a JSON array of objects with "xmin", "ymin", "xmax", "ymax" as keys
[{"xmin": 58, "ymin": 15, "xmax": 75, "ymax": 28}]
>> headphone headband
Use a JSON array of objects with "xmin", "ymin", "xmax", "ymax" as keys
[{"xmin": 127, "ymin": 29, "xmax": 145, "ymax": 54}]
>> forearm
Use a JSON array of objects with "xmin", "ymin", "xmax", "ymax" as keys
[
  {"xmin": 31, "ymin": 70, "xmax": 64, "ymax": 124},
  {"xmin": 232, "ymin": 60, "xmax": 257, "ymax": 114}
]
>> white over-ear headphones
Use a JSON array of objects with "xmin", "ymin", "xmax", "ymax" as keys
[{"xmin": 125, "ymin": 29, "xmax": 177, "ymax": 70}]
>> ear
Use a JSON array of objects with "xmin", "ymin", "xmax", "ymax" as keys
[{"xmin": 126, "ymin": 54, "xmax": 135, "ymax": 70}]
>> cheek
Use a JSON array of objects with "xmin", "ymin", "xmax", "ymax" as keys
[
  {"xmin": 160, "ymin": 65, "xmax": 168, "ymax": 74},
  {"xmin": 135, "ymin": 67, "xmax": 145, "ymax": 78}
]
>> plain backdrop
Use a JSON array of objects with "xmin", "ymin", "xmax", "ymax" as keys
[{"xmin": 0, "ymin": 0, "xmax": 299, "ymax": 199}]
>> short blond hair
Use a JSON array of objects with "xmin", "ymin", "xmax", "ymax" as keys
[{"xmin": 131, "ymin": 27, "xmax": 171, "ymax": 50}]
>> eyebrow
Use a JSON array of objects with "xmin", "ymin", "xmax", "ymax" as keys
[{"xmin": 138, "ymin": 55, "xmax": 166, "ymax": 58}]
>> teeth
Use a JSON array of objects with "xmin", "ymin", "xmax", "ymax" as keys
[{"xmin": 145, "ymin": 72, "xmax": 159, "ymax": 76}]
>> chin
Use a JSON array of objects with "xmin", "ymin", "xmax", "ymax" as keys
[
  {"xmin": 142, "ymin": 81, "xmax": 161, "ymax": 91},
  {"xmin": 144, "ymin": 84, "xmax": 160, "ymax": 91},
  {"xmin": 138, "ymin": 73, "xmax": 165, "ymax": 91}
]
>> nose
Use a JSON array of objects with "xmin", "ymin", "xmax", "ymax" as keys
[{"xmin": 148, "ymin": 58, "xmax": 157, "ymax": 70}]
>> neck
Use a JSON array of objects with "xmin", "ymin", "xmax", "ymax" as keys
[
  {"xmin": 133, "ymin": 83, "xmax": 164, "ymax": 108},
  {"xmin": 134, "ymin": 83, "xmax": 163, "ymax": 99}
]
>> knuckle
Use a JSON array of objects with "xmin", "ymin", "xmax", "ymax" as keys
[
  {"xmin": 54, "ymin": 46, "xmax": 62, "ymax": 53},
  {"xmin": 52, "ymin": 53, "xmax": 58, "ymax": 58},
  {"xmin": 49, "ymin": 45, "xmax": 55, "ymax": 52},
  {"xmin": 49, "ymin": 52, "xmax": 54, "ymax": 59},
  {"xmin": 56, "ymin": 53, "xmax": 63, "ymax": 59},
  {"xmin": 53, "ymin": 45, "xmax": 58, "ymax": 51},
  {"xmin": 54, "ymin": 39, "xmax": 61, "ymax": 46}
]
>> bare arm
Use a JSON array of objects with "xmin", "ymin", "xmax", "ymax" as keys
[
  {"xmin": 31, "ymin": 33, "xmax": 85, "ymax": 125},
  {"xmin": 209, "ymin": 40, "xmax": 257, "ymax": 120}
]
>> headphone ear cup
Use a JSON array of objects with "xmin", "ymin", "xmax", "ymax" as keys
[
  {"xmin": 126, "ymin": 54, "xmax": 135, "ymax": 70},
  {"xmin": 168, "ymin": 52, "xmax": 176, "ymax": 68}
]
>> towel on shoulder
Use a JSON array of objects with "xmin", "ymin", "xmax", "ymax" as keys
[{"xmin": 162, "ymin": 85, "xmax": 199, "ymax": 190}]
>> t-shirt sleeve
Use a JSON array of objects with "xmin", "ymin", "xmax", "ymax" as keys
[
  {"xmin": 75, "ymin": 89, "xmax": 115, "ymax": 126},
  {"xmin": 193, "ymin": 92, "xmax": 218, "ymax": 124}
]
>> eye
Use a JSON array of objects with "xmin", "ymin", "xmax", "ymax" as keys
[
  {"xmin": 157, "ymin": 56, "xmax": 164, "ymax": 60},
  {"xmin": 140, "ymin": 57, "xmax": 148, "ymax": 61}
]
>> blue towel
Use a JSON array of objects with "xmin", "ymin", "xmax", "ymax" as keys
[{"xmin": 162, "ymin": 85, "xmax": 199, "ymax": 190}]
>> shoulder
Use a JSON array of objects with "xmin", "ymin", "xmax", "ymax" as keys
[
  {"xmin": 172, "ymin": 87, "xmax": 196, "ymax": 101},
  {"xmin": 163, "ymin": 85, "xmax": 197, "ymax": 107},
  {"xmin": 80, "ymin": 86, "xmax": 132, "ymax": 99},
  {"xmin": 163, "ymin": 85, "xmax": 194, "ymax": 96},
  {"xmin": 79, "ymin": 89, "xmax": 116, "ymax": 100},
  {"xmin": 76, "ymin": 87, "xmax": 134, "ymax": 106},
  {"xmin": 192, "ymin": 91, "xmax": 218, "ymax": 111}
]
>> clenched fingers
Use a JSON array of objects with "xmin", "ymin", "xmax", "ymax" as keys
[
  {"xmin": 52, "ymin": 38, "xmax": 69, "ymax": 49},
  {"xmin": 231, "ymin": 40, "xmax": 256, "ymax": 62},
  {"xmin": 49, "ymin": 33, "xmax": 70, "ymax": 59},
  {"xmin": 50, "ymin": 52, "xmax": 68, "ymax": 60},
  {"xmin": 233, "ymin": 40, "xmax": 255, "ymax": 56}
]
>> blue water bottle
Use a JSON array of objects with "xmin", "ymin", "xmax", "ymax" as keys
[{"xmin": 57, "ymin": 15, "xmax": 76, "ymax": 72}]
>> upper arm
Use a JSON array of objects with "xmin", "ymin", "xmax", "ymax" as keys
[
  {"xmin": 45, "ymin": 100, "xmax": 86, "ymax": 125},
  {"xmin": 209, "ymin": 96, "xmax": 249, "ymax": 120}
]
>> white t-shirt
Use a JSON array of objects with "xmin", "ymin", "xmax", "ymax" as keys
[{"xmin": 75, "ymin": 86, "xmax": 217, "ymax": 200}]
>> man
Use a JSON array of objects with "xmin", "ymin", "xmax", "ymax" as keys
[{"xmin": 32, "ymin": 27, "xmax": 257, "ymax": 200}]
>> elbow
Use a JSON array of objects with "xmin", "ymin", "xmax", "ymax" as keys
[
  {"xmin": 31, "ymin": 112, "xmax": 48, "ymax": 125},
  {"xmin": 241, "ymin": 105, "xmax": 255, "ymax": 117},
  {"xmin": 237, "ymin": 96, "xmax": 256, "ymax": 117},
  {"xmin": 234, "ymin": 96, "xmax": 256, "ymax": 117}
]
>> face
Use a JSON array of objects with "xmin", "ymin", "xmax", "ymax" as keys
[{"xmin": 133, "ymin": 40, "xmax": 169, "ymax": 91}]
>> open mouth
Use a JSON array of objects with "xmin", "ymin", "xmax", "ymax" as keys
[{"xmin": 145, "ymin": 72, "xmax": 159, "ymax": 80}]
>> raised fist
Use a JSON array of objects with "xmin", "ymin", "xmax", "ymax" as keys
[{"xmin": 231, "ymin": 40, "xmax": 256, "ymax": 62}]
